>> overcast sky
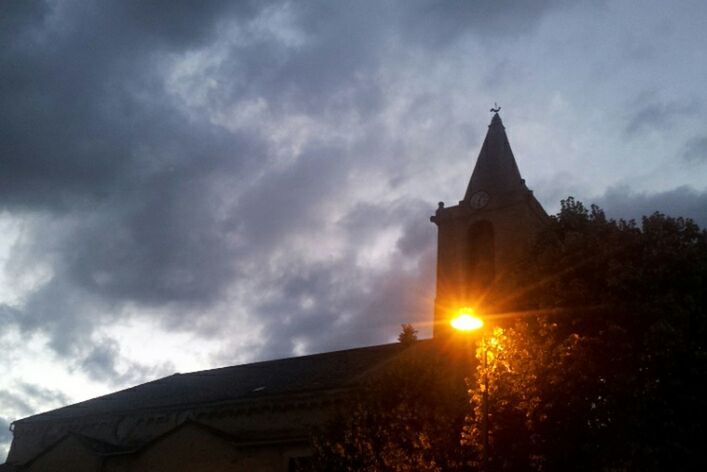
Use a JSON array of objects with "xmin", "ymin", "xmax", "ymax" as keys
[{"xmin": 2, "ymin": 0, "xmax": 707, "ymax": 459}]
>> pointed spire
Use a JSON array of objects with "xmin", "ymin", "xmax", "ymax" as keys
[{"xmin": 463, "ymin": 112, "xmax": 526, "ymax": 202}]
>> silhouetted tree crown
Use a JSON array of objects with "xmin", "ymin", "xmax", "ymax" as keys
[
  {"xmin": 473, "ymin": 198, "xmax": 707, "ymax": 471},
  {"xmin": 309, "ymin": 342, "xmax": 472, "ymax": 471},
  {"xmin": 398, "ymin": 323, "xmax": 418, "ymax": 345}
]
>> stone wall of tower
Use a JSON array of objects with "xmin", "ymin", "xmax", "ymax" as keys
[{"xmin": 431, "ymin": 194, "xmax": 547, "ymax": 338}]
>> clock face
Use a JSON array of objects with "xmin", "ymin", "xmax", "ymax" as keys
[{"xmin": 469, "ymin": 191, "xmax": 490, "ymax": 209}]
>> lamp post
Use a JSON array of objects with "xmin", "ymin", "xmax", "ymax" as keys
[
  {"xmin": 451, "ymin": 309, "xmax": 489, "ymax": 472},
  {"xmin": 480, "ymin": 333, "xmax": 489, "ymax": 472}
]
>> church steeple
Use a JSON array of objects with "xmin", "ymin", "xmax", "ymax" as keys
[
  {"xmin": 430, "ymin": 110, "xmax": 548, "ymax": 339},
  {"xmin": 463, "ymin": 113, "xmax": 527, "ymax": 204}
]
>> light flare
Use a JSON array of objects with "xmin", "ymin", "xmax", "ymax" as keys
[{"xmin": 450, "ymin": 309, "xmax": 484, "ymax": 332}]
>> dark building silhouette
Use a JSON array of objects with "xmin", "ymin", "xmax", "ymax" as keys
[
  {"xmin": 2, "ymin": 112, "xmax": 547, "ymax": 471},
  {"xmin": 431, "ymin": 112, "xmax": 548, "ymax": 337}
]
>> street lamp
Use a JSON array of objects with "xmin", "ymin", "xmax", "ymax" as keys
[
  {"xmin": 450, "ymin": 308, "xmax": 489, "ymax": 472},
  {"xmin": 450, "ymin": 310, "xmax": 484, "ymax": 331}
]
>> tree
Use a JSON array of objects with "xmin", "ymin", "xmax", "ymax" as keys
[
  {"xmin": 463, "ymin": 198, "xmax": 707, "ymax": 471},
  {"xmin": 398, "ymin": 323, "xmax": 418, "ymax": 345}
]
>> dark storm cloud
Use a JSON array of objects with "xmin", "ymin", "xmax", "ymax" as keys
[
  {"xmin": 8, "ymin": 1, "xmax": 289, "ymax": 194},
  {"xmin": 1, "ymin": 0, "xmax": 572, "ymax": 379},
  {"xmin": 15, "ymin": 383, "xmax": 70, "ymax": 410},
  {"xmin": 60, "ymin": 142, "xmax": 258, "ymax": 306},
  {"xmin": 595, "ymin": 185, "xmax": 707, "ymax": 227},
  {"xmin": 229, "ymin": 142, "xmax": 352, "ymax": 250},
  {"xmin": 0, "ymin": 1, "xmax": 273, "ymax": 393},
  {"xmin": 0, "ymin": 305, "xmax": 22, "ymax": 325},
  {"xmin": 17, "ymin": 276, "xmax": 113, "ymax": 356},
  {"xmin": 0, "ymin": 383, "xmax": 69, "ymax": 422},
  {"xmin": 187, "ymin": 0, "xmax": 570, "ymax": 120},
  {"xmin": 219, "ymin": 1, "xmax": 388, "ymax": 117},
  {"xmin": 0, "ymin": 392, "xmax": 32, "ymax": 418},
  {"xmin": 1, "ymin": 0, "xmax": 268, "ymax": 329},
  {"xmin": 624, "ymin": 93, "xmax": 699, "ymax": 136},
  {"xmin": 683, "ymin": 135, "xmax": 707, "ymax": 164},
  {"xmin": 78, "ymin": 341, "xmax": 121, "ymax": 381},
  {"xmin": 398, "ymin": 0, "xmax": 567, "ymax": 46},
  {"xmin": 0, "ymin": 0, "xmax": 259, "ymax": 210}
]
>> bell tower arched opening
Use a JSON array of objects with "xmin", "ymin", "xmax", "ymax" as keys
[{"xmin": 466, "ymin": 220, "xmax": 495, "ymax": 303}]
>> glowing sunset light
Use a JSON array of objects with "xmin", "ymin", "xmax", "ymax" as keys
[{"xmin": 450, "ymin": 310, "xmax": 484, "ymax": 331}]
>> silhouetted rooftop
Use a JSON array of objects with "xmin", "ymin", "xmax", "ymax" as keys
[{"xmin": 16, "ymin": 341, "xmax": 422, "ymax": 425}]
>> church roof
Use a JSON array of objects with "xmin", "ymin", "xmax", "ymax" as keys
[
  {"xmin": 15, "ymin": 341, "xmax": 415, "ymax": 425},
  {"xmin": 463, "ymin": 113, "xmax": 526, "ymax": 201}
]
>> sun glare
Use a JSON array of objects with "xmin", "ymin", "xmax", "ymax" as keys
[{"xmin": 450, "ymin": 310, "xmax": 484, "ymax": 331}]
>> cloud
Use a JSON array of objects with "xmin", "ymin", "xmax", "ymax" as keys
[
  {"xmin": 0, "ymin": 392, "xmax": 32, "ymax": 419},
  {"xmin": 0, "ymin": 1, "xmax": 265, "ymax": 212},
  {"xmin": 397, "ymin": 0, "xmax": 568, "ymax": 46},
  {"xmin": 683, "ymin": 135, "xmax": 707, "ymax": 164},
  {"xmin": 623, "ymin": 93, "xmax": 699, "ymax": 136},
  {"xmin": 6, "ymin": 0, "xmax": 565, "ymax": 368},
  {"xmin": 223, "ymin": 198, "xmax": 438, "ymax": 361},
  {"xmin": 593, "ymin": 185, "xmax": 707, "ymax": 227},
  {"xmin": 0, "ymin": 1, "xmax": 275, "ymax": 356},
  {"xmin": 78, "ymin": 338, "xmax": 175, "ymax": 386},
  {"xmin": 3, "ymin": 1, "xmax": 706, "ymax": 445},
  {"xmin": 13, "ymin": 383, "xmax": 70, "ymax": 412},
  {"xmin": 0, "ymin": 417, "xmax": 10, "ymax": 461}
]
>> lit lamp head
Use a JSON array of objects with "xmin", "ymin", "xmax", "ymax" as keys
[{"xmin": 450, "ymin": 307, "xmax": 484, "ymax": 332}]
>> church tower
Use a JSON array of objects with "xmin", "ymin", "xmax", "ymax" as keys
[{"xmin": 430, "ymin": 111, "xmax": 549, "ymax": 338}]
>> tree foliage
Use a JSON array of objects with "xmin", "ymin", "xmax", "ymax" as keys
[
  {"xmin": 309, "ymin": 343, "xmax": 472, "ymax": 471},
  {"xmin": 398, "ymin": 323, "xmax": 419, "ymax": 345},
  {"xmin": 466, "ymin": 198, "xmax": 707, "ymax": 471}
]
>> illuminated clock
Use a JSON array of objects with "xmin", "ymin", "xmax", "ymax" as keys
[{"xmin": 469, "ymin": 191, "xmax": 490, "ymax": 209}]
